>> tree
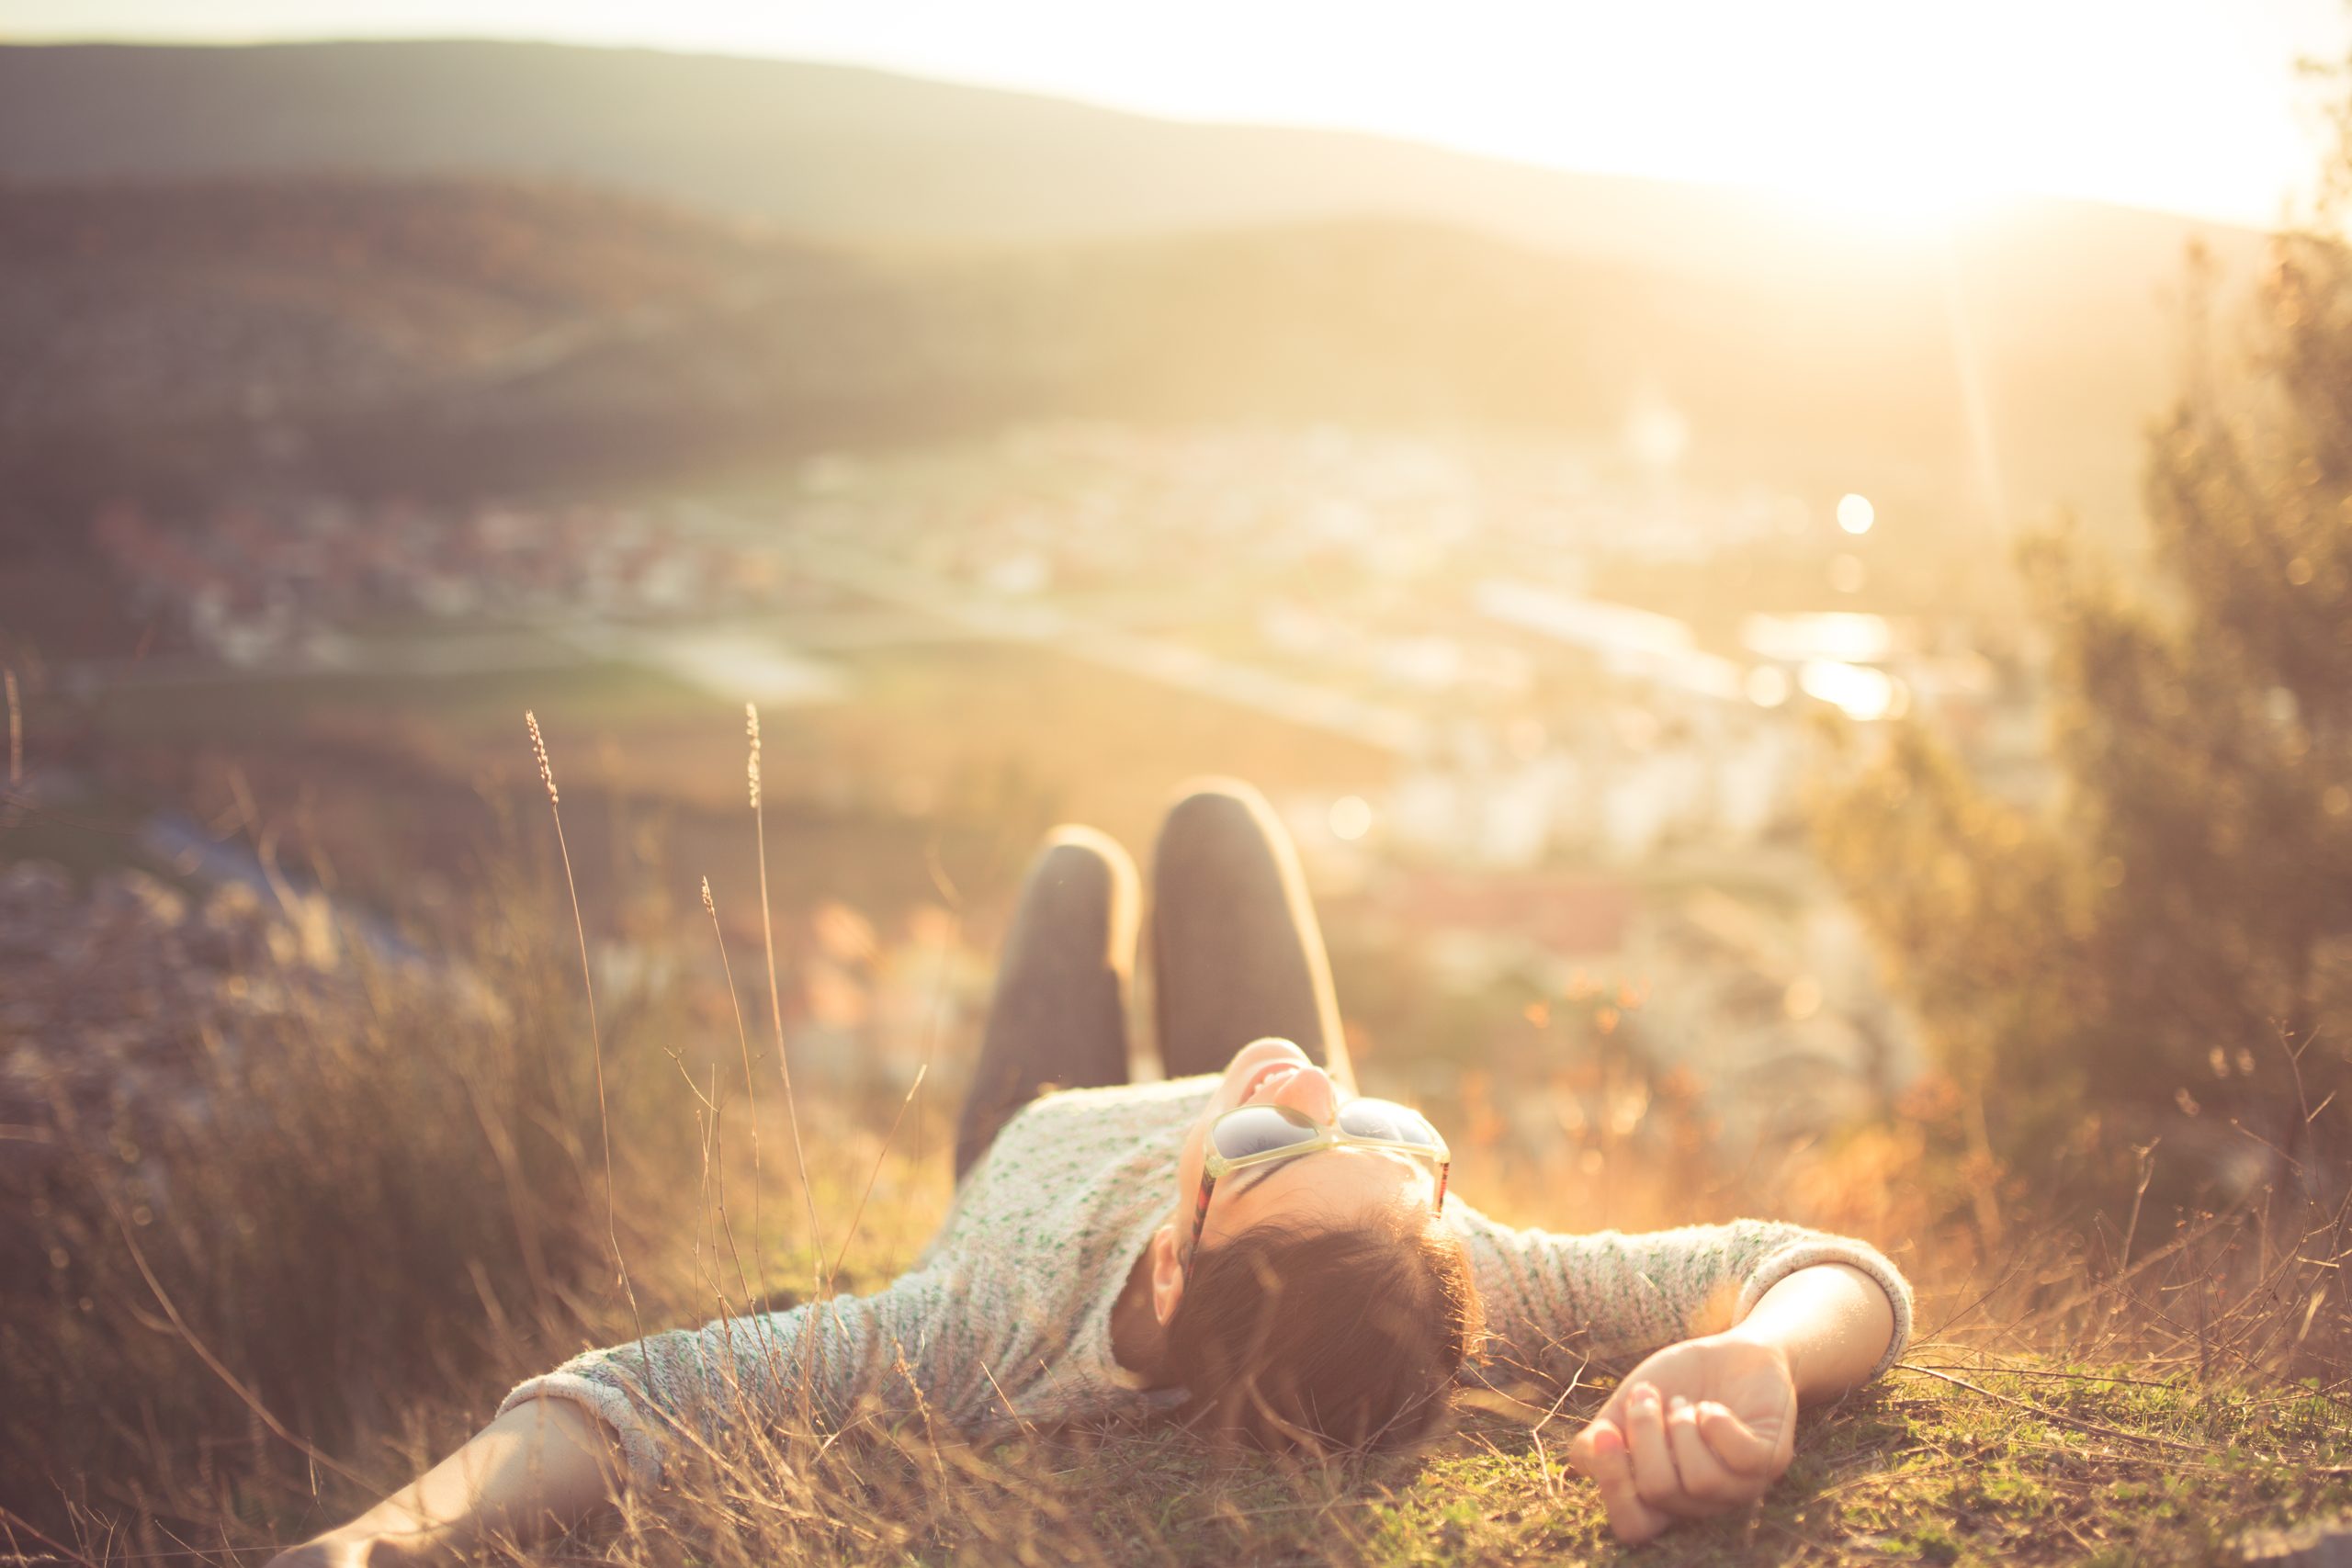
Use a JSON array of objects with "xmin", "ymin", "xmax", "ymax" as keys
[{"xmin": 1816, "ymin": 73, "xmax": 2352, "ymax": 1190}]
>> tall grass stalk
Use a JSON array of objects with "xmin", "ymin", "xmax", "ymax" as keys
[
  {"xmin": 747, "ymin": 703, "xmax": 826, "ymax": 1293},
  {"xmin": 831, "ymin": 1064, "xmax": 928, "ymax": 1285},
  {"xmin": 5, "ymin": 668, "xmax": 20, "ymax": 785},
  {"xmin": 702, "ymin": 875, "xmax": 763, "ymax": 1305},
  {"xmin": 527, "ymin": 710, "xmax": 647, "ymax": 1357},
  {"xmin": 2, "ymin": 666, "xmax": 22, "ymax": 839}
]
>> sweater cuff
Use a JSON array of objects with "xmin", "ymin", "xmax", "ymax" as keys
[
  {"xmin": 1733, "ymin": 1236, "xmax": 1914, "ymax": 1382},
  {"xmin": 499, "ymin": 1371, "xmax": 666, "ymax": 1490}
]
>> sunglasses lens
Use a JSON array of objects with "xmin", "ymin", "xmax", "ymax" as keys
[
  {"xmin": 1337, "ymin": 1099, "xmax": 1441, "ymax": 1148},
  {"xmin": 1212, "ymin": 1105, "xmax": 1318, "ymax": 1160}
]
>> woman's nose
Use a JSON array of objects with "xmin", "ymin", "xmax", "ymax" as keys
[{"xmin": 1267, "ymin": 1063, "xmax": 1340, "ymax": 1123}]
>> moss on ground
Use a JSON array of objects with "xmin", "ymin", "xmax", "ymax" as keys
[{"xmin": 566, "ymin": 1361, "xmax": 2351, "ymax": 1566}]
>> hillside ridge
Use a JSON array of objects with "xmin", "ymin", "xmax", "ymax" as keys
[{"xmin": 0, "ymin": 172, "xmax": 2202, "ymax": 536}]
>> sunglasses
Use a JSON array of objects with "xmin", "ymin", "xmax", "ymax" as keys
[{"xmin": 1185, "ymin": 1099, "xmax": 1452, "ymax": 1265}]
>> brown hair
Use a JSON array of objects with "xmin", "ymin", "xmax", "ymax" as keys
[{"xmin": 1163, "ymin": 1211, "xmax": 1486, "ymax": 1454}]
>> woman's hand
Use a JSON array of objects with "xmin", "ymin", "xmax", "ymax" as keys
[
  {"xmin": 258, "ymin": 1398, "xmax": 620, "ymax": 1568},
  {"xmin": 1565, "ymin": 1262, "xmax": 1898, "ymax": 1543},
  {"xmin": 263, "ymin": 1529, "xmax": 390, "ymax": 1568},
  {"xmin": 1565, "ymin": 1333, "xmax": 1798, "ymax": 1543}
]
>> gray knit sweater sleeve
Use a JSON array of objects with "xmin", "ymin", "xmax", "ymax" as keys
[
  {"xmin": 1451, "ymin": 1210, "xmax": 1914, "ymax": 1388},
  {"xmin": 497, "ymin": 1267, "xmax": 977, "ymax": 1489}
]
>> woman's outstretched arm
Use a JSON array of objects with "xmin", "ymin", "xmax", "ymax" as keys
[
  {"xmin": 1725, "ymin": 1256, "xmax": 1899, "ymax": 1396},
  {"xmin": 1452, "ymin": 1211, "xmax": 1913, "ymax": 1383},
  {"xmin": 1448, "ymin": 1208, "xmax": 1910, "ymax": 1543},
  {"xmin": 266, "ymin": 1396, "xmax": 620, "ymax": 1568}
]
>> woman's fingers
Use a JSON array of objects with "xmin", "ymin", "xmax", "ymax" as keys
[
  {"xmin": 1623, "ymin": 1382, "xmax": 1689, "ymax": 1514},
  {"xmin": 1664, "ymin": 1397, "xmax": 1754, "ymax": 1510},
  {"xmin": 1574, "ymin": 1418, "xmax": 1667, "ymax": 1544},
  {"xmin": 1571, "ymin": 1382, "xmax": 1791, "ymax": 1540},
  {"xmin": 1697, "ymin": 1399, "xmax": 1781, "ymax": 1475}
]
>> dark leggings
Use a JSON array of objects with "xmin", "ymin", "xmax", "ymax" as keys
[{"xmin": 952, "ymin": 780, "xmax": 1353, "ymax": 1182}]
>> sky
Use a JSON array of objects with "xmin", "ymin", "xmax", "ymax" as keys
[{"xmin": 3, "ymin": 0, "xmax": 2348, "ymax": 227}]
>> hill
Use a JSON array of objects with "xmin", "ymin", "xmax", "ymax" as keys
[
  {"xmin": 0, "ymin": 39, "xmax": 2273, "ymax": 536},
  {"xmin": 0, "ymin": 177, "xmax": 822, "ymax": 431},
  {"xmin": 0, "ymin": 172, "xmax": 2217, "ymax": 551}
]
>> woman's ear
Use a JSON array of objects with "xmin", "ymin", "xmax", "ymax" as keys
[{"xmin": 1149, "ymin": 1222, "xmax": 1186, "ymax": 1325}]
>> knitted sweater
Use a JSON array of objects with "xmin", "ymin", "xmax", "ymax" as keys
[{"xmin": 502, "ymin": 1076, "xmax": 1913, "ymax": 1486}]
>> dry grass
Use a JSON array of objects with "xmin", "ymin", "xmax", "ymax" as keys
[{"xmin": 2, "ymin": 718, "xmax": 2347, "ymax": 1565}]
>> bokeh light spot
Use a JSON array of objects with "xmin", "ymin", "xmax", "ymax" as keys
[
  {"xmin": 1745, "ymin": 665, "xmax": 1792, "ymax": 707},
  {"xmin": 1783, "ymin": 975, "xmax": 1824, "ymax": 1021},
  {"xmin": 1799, "ymin": 660, "xmax": 1901, "ymax": 720}
]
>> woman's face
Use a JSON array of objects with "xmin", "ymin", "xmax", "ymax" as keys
[{"xmin": 1170, "ymin": 1038, "xmax": 1442, "ymax": 1261}]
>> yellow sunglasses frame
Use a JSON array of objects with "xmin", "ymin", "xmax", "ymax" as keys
[{"xmin": 1185, "ymin": 1100, "xmax": 1452, "ymax": 1264}]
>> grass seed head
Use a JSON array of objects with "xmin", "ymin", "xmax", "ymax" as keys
[
  {"xmin": 746, "ymin": 702, "xmax": 763, "ymax": 809},
  {"xmin": 701, "ymin": 875, "xmax": 715, "ymax": 916},
  {"xmin": 526, "ymin": 709, "xmax": 558, "ymax": 806}
]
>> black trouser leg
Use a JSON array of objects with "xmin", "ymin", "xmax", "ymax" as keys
[
  {"xmin": 1150, "ymin": 779, "xmax": 1352, "ymax": 1086},
  {"xmin": 954, "ymin": 826, "xmax": 1138, "ymax": 1182}
]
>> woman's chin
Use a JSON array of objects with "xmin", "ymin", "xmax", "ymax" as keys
[
  {"xmin": 1220, "ymin": 1044, "xmax": 1318, "ymax": 1109},
  {"xmin": 1226, "ymin": 1037, "xmax": 1309, "ymax": 1079}
]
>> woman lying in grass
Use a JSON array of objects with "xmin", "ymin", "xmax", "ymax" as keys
[{"xmin": 273, "ymin": 782, "xmax": 1909, "ymax": 1562}]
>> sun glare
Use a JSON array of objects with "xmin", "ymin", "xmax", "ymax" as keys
[
  {"xmin": 1828, "ymin": 191, "xmax": 1994, "ymax": 233},
  {"xmin": 1736, "ymin": 142, "xmax": 2016, "ymax": 236}
]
